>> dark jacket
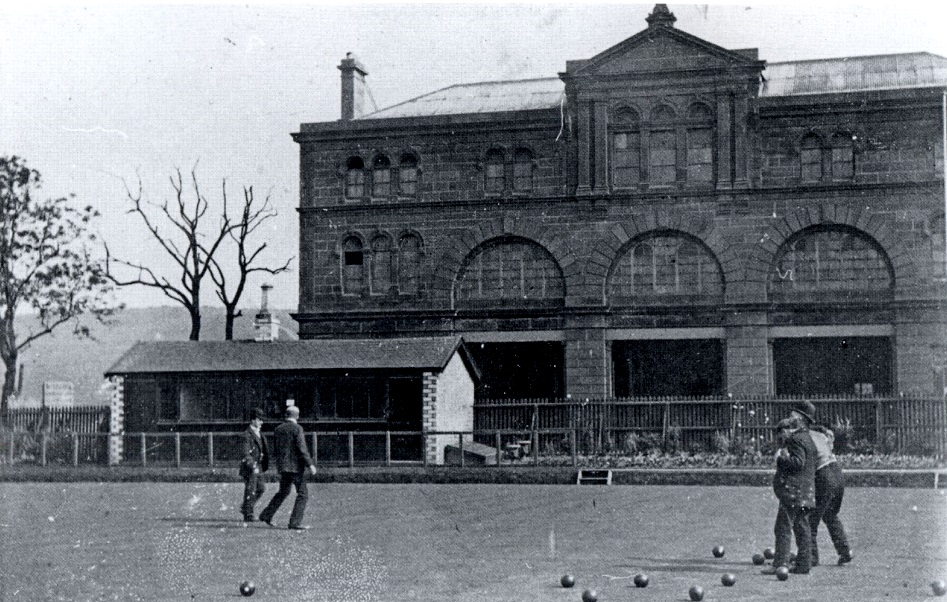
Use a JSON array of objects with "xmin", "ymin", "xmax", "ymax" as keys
[
  {"xmin": 773, "ymin": 429, "xmax": 817, "ymax": 508},
  {"xmin": 271, "ymin": 420, "xmax": 315, "ymax": 474},
  {"xmin": 239, "ymin": 427, "xmax": 269, "ymax": 478}
]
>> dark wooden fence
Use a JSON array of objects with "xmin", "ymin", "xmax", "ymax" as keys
[
  {"xmin": 2, "ymin": 397, "xmax": 944, "ymax": 467},
  {"xmin": 474, "ymin": 395, "xmax": 947, "ymax": 457}
]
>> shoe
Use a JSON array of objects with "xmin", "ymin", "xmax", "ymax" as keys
[
  {"xmin": 261, "ymin": 518, "xmax": 275, "ymax": 528},
  {"xmin": 242, "ymin": 516, "xmax": 256, "ymax": 523},
  {"xmin": 790, "ymin": 566, "xmax": 810, "ymax": 575},
  {"xmin": 837, "ymin": 551, "xmax": 853, "ymax": 565},
  {"xmin": 760, "ymin": 566, "xmax": 785, "ymax": 575},
  {"xmin": 287, "ymin": 525, "xmax": 311, "ymax": 531}
]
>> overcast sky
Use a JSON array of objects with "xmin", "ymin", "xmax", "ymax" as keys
[{"xmin": 3, "ymin": 1, "xmax": 946, "ymax": 310}]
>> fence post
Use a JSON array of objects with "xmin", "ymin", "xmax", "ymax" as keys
[
  {"xmin": 571, "ymin": 428, "xmax": 578, "ymax": 468},
  {"xmin": 662, "ymin": 400, "xmax": 670, "ymax": 448},
  {"xmin": 532, "ymin": 428, "xmax": 539, "ymax": 467},
  {"xmin": 459, "ymin": 433, "xmax": 465, "ymax": 468},
  {"xmin": 348, "ymin": 432, "xmax": 355, "ymax": 468},
  {"xmin": 874, "ymin": 397, "xmax": 882, "ymax": 446},
  {"xmin": 533, "ymin": 403, "xmax": 540, "ymax": 465},
  {"xmin": 8, "ymin": 431, "xmax": 13, "ymax": 464},
  {"xmin": 311, "ymin": 433, "xmax": 318, "ymax": 467},
  {"xmin": 495, "ymin": 431, "xmax": 502, "ymax": 467},
  {"xmin": 40, "ymin": 433, "xmax": 47, "ymax": 467},
  {"xmin": 385, "ymin": 431, "xmax": 392, "ymax": 467},
  {"xmin": 72, "ymin": 433, "xmax": 79, "ymax": 467},
  {"xmin": 208, "ymin": 432, "xmax": 214, "ymax": 468},
  {"xmin": 422, "ymin": 432, "xmax": 428, "ymax": 467},
  {"xmin": 140, "ymin": 432, "xmax": 147, "ymax": 467},
  {"xmin": 175, "ymin": 433, "xmax": 181, "ymax": 468}
]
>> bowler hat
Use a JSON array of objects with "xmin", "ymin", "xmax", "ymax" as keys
[
  {"xmin": 789, "ymin": 400, "xmax": 816, "ymax": 424},
  {"xmin": 285, "ymin": 405, "xmax": 300, "ymax": 418}
]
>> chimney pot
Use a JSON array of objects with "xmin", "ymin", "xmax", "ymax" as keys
[{"xmin": 338, "ymin": 53, "xmax": 369, "ymax": 121}]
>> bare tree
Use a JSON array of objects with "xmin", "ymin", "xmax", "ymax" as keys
[
  {"xmin": 105, "ymin": 166, "xmax": 232, "ymax": 341},
  {"xmin": 209, "ymin": 185, "xmax": 293, "ymax": 340},
  {"xmin": 0, "ymin": 156, "xmax": 121, "ymax": 420}
]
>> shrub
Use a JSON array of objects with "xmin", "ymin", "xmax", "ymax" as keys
[
  {"xmin": 663, "ymin": 426, "xmax": 682, "ymax": 454},
  {"xmin": 712, "ymin": 431, "xmax": 731, "ymax": 455},
  {"xmin": 622, "ymin": 432, "xmax": 640, "ymax": 455},
  {"xmin": 637, "ymin": 432, "xmax": 664, "ymax": 455},
  {"xmin": 832, "ymin": 417, "xmax": 855, "ymax": 453}
]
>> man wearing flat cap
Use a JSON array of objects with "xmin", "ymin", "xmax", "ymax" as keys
[
  {"xmin": 258, "ymin": 404, "xmax": 317, "ymax": 530},
  {"xmin": 239, "ymin": 408, "xmax": 269, "ymax": 522}
]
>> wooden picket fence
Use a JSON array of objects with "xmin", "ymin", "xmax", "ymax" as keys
[
  {"xmin": 4, "ymin": 406, "xmax": 110, "ymax": 434},
  {"xmin": 1, "ymin": 406, "xmax": 110, "ymax": 465}
]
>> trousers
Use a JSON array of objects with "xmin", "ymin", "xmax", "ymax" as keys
[
  {"xmin": 240, "ymin": 471, "xmax": 266, "ymax": 519},
  {"xmin": 259, "ymin": 471, "xmax": 309, "ymax": 528},
  {"xmin": 774, "ymin": 502, "xmax": 813, "ymax": 571},
  {"xmin": 809, "ymin": 462, "xmax": 850, "ymax": 563}
]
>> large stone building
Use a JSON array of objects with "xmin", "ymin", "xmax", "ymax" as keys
[{"xmin": 292, "ymin": 4, "xmax": 947, "ymax": 403}]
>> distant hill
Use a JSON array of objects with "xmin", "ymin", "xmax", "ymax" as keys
[{"xmin": 3, "ymin": 306, "xmax": 299, "ymax": 407}]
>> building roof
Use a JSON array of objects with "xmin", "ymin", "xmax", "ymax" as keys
[
  {"xmin": 354, "ymin": 53, "xmax": 947, "ymax": 120},
  {"xmin": 357, "ymin": 77, "xmax": 564, "ymax": 120},
  {"xmin": 105, "ymin": 337, "xmax": 469, "ymax": 375},
  {"xmin": 761, "ymin": 52, "xmax": 947, "ymax": 97}
]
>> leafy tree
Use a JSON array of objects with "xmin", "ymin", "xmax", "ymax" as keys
[
  {"xmin": 209, "ymin": 185, "xmax": 293, "ymax": 340},
  {"xmin": 0, "ymin": 156, "xmax": 121, "ymax": 420}
]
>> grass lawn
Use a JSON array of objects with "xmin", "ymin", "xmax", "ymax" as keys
[{"xmin": 0, "ymin": 482, "xmax": 945, "ymax": 601}]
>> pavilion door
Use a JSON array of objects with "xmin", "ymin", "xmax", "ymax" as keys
[{"xmin": 387, "ymin": 376, "xmax": 423, "ymax": 461}]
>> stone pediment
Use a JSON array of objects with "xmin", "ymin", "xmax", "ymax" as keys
[{"xmin": 566, "ymin": 18, "xmax": 762, "ymax": 79}]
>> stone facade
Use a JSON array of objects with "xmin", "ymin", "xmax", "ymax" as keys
[{"xmin": 292, "ymin": 6, "xmax": 947, "ymax": 400}]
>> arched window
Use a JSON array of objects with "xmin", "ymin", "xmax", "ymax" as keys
[
  {"xmin": 399, "ymin": 154, "xmax": 418, "ymax": 196},
  {"xmin": 611, "ymin": 108, "xmax": 640, "ymax": 189},
  {"xmin": 831, "ymin": 132, "xmax": 855, "ymax": 180},
  {"xmin": 608, "ymin": 232, "xmax": 723, "ymax": 303},
  {"xmin": 485, "ymin": 148, "xmax": 505, "ymax": 194},
  {"xmin": 341, "ymin": 236, "xmax": 365, "ymax": 295},
  {"xmin": 398, "ymin": 233, "xmax": 423, "ymax": 295},
  {"xmin": 512, "ymin": 148, "xmax": 533, "ymax": 193},
  {"xmin": 372, "ymin": 155, "xmax": 391, "ymax": 198},
  {"xmin": 649, "ymin": 105, "xmax": 677, "ymax": 185},
  {"xmin": 686, "ymin": 103, "xmax": 714, "ymax": 183},
  {"xmin": 651, "ymin": 105, "xmax": 677, "ymax": 121},
  {"xmin": 370, "ymin": 234, "xmax": 393, "ymax": 294},
  {"xmin": 345, "ymin": 157, "xmax": 365, "ymax": 200},
  {"xmin": 770, "ymin": 227, "xmax": 892, "ymax": 300},
  {"xmin": 455, "ymin": 237, "xmax": 565, "ymax": 307},
  {"xmin": 800, "ymin": 134, "xmax": 823, "ymax": 182}
]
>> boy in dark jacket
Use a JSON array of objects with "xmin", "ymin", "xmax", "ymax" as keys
[{"xmin": 764, "ymin": 415, "xmax": 818, "ymax": 575}]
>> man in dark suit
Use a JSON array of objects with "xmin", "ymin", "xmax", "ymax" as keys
[
  {"xmin": 239, "ymin": 408, "xmax": 269, "ymax": 522},
  {"xmin": 258, "ymin": 405, "xmax": 317, "ymax": 530},
  {"xmin": 763, "ymin": 415, "xmax": 818, "ymax": 575}
]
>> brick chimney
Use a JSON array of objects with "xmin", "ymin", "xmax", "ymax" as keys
[
  {"xmin": 254, "ymin": 284, "xmax": 280, "ymax": 342},
  {"xmin": 338, "ymin": 52, "xmax": 368, "ymax": 121}
]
